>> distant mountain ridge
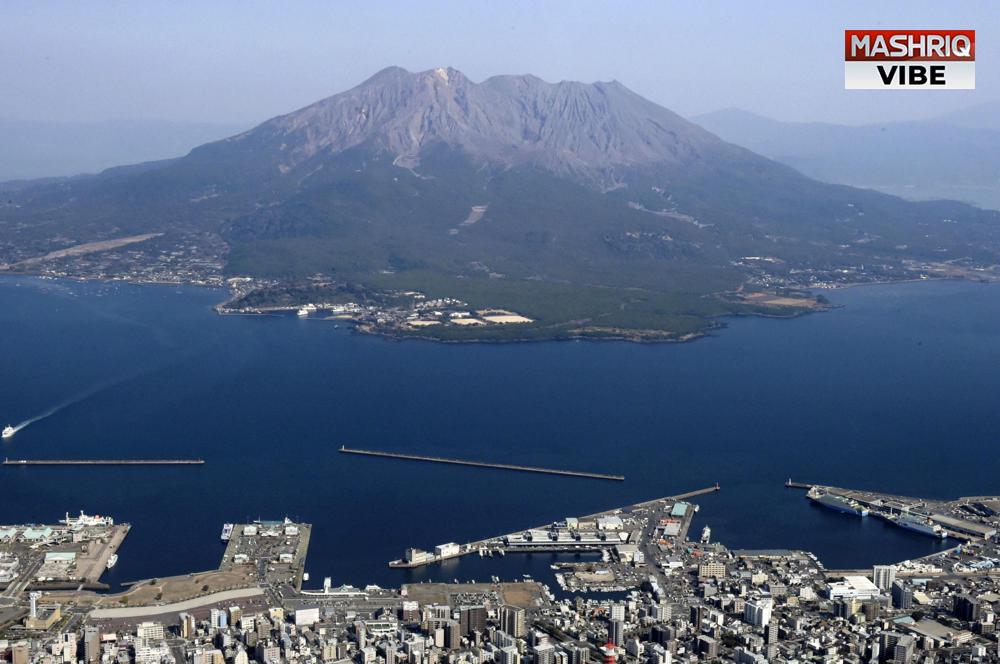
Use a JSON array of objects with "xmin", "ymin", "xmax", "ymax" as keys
[
  {"xmin": 692, "ymin": 107, "xmax": 1000, "ymax": 210},
  {"xmin": 0, "ymin": 118, "xmax": 247, "ymax": 182},
  {"xmin": 3, "ymin": 67, "xmax": 1000, "ymax": 340}
]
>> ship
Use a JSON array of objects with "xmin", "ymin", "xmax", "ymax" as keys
[
  {"xmin": 221, "ymin": 523, "xmax": 234, "ymax": 541},
  {"xmin": 106, "ymin": 554, "xmax": 118, "ymax": 569},
  {"xmin": 2, "ymin": 425, "xmax": 14, "ymax": 439},
  {"xmin": 807, "ymin": 487, "xmax": 869, "ymax": 517},
  {"xmin": 894, "ymin": 513, "xmax": 947, "ymax": 539}
]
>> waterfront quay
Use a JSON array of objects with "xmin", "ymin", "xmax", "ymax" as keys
[
  {"xmin": 388, "ymin": 484, "xmax": 720, "ymax": 591},
  {"xmin": 220, "ymin": 519, "xmax": 312, "ymax": 592},
  {"xmin": 789, "ymin": 480, "xmax": 1000, "ymax": 543},
  {"xmin": 4, "ymin": 482, "xmax": 1000, "ymax": 663},
  {"xmin": 0, "ymin": 511, "xmax": 128, "ymax": 596},
  {"xmin": 339, "ymin": 446, "xmax": 625, "ymax": 481}
]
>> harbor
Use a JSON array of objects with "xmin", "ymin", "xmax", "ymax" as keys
[
  {"xmin": 387, "ymin": 484, "xmax": 719, "ymax": 585},
  {"xmin": 339, "ymin": 446, "xmax": 625, "ymax": 481},
  {"xmin": 0, "ymin": 511, "xmax": 130, "ymax": 594},
  {"xmin": 791, "ymin": 481, "xmax": 1000, "ymax": 543}
]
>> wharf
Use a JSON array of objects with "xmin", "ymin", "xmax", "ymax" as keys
[
  {"xmin": 3, "ymin": 458, "xmax": 205, "ymax": 466},
  {"xmin": 340, "ymin": 446, "xmax": 624, "ymax": 481},
  {"xmin": 792, "ymin": 482, "xmax": 1000, "ymax": 542},
  {"xmin": 388, "ymin": 484, "xmax": 718, "ymax": 568}
]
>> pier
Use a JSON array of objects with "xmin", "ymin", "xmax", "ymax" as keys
[
  {"xmin": 3, "ymin": 458, "xmax": 205, "ymax": 466},
  {"xmin": 339, "ymin": 446, "xmax": 624, "ymax": 481},
  {"xmin": 785, "ymin": 479, "xmax": 814, "ymax": 489},
  {"xmin": 388, "ymin": 484, "xmax": 719, "ymax": 568},
  {"xmin": 669, "ymin": 483, "xmax": 721, "ymax": 500}
]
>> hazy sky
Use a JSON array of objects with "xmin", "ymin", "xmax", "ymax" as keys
[{"xmin": 2, "ymin": 1, "xmax": 997, "ymax": 127}]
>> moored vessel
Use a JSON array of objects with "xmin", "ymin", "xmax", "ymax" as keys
[
  {"xmin": 221, "ymin": 523, "xmax": 234, "ymax": 541},
  {"xmin": 106, "ymin": 554, "xmax": 118, "ymax": 569},
  {"xmin": 894, "ymin": 513, "xmax": 947, "ymax": 538},
  {"xmin": 807, "ymin": 487, "xmax": 869, "ymax": 517}
]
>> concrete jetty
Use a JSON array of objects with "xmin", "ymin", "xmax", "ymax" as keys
[
  {"xmin": 339, "ymin": 446, "xmax": 624, "ymax": 481},
  {"xmin": 3, "ymin": 458, "xmax": 205, "ymax": 466}
]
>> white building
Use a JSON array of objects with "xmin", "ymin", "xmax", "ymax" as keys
[
  {"xmin": 873, "ymin": 565, "xmax": 896, "ymax": 591},
  {"xmin": 827, "ymin": 575, "xmax": 882, "ymax": 601},
  {"xmin": 136, "ymin": 622, "xmax": 165, "ymax": 645},
  {"xmin": 744, "ymin": 598, "xmax": 773, "ymax": 627}
]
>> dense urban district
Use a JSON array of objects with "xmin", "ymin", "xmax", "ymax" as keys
[{"xmin": 2, "ymin": 482, "xmax": 1000, "ymax": 664}]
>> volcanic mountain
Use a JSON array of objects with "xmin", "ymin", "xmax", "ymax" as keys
[{"xmin": 4, "ymin": 67, "xmax": 1000, "ymax": 339}]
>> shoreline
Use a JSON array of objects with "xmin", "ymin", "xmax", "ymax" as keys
[{"xmin": 3, "ymin": 269, "xmax": 991, "ymax": 345}]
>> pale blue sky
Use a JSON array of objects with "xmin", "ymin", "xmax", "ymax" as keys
[{"xmin": 2, "ymin": 1, "xmax": 996, "ymax": 126}]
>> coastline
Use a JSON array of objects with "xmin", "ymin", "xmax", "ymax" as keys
[{"xmin": 4, "ymin": 269, "xmax": 992, "ymax": 345}]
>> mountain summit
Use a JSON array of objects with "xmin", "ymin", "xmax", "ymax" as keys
[
  {"xmin": 211, "ymin": 66, "xmax": 719, "ymax": 187},
  {"xmin": 3, "ymin": 68, "xmax": 1000, "ymax": 340}
]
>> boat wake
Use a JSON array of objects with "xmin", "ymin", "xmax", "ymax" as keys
[{"xmin": 3, "ymin": 376, "xmax": 135, "ymax": 439}]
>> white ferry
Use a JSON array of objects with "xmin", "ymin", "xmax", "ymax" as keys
[
  {"xmin": 106, "ymin": 554, "xmax": 118, "ymax": 569},
  {"xmin": 221, "ymin": 523, "xmax": 234, "ymax": 541},
  {"xmin": 2, "ymin": 425, "xmax": 14, "ymax": 439},
  {"xmin": 895, "ymin": 513, "xmax": 947, "ymax": 539},
  {"xmin": 62, "ymin": 510, "xmax": 115, "ymax": 528}
]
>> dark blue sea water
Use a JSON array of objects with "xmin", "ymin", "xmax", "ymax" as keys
[{"xmin": 1, "ymin": 276, "xmax": 997, "ymax": 591}]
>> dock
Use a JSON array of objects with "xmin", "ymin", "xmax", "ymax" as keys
[
  {"xmin": 669, "ymin": 483, "xmax": 721, "ymax": 500},
  {"xmin": 4, "ymin": 458, "xmax": 205, "ymax": 466},
  {"xmin": 388, "ymin": 484, "xmax": 719, "ymax": 568},
  {"xmin": 339, "ymin": 446, "xmax": 624, "ymax": 481}
]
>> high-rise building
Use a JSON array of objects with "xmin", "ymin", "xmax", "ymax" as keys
[
  {"xmin": 459, "ymin": 606, "xmax": 487, "ymax": 637},
  {"xmin": 954, "ymin": 594, "xmax": 982, "ymax": 622},
  {"xmin": 178, "ymin": 612, "xmax": 196, "ymax": 638},
  {"xmin": 533, "ymin": 643, "xmax": 556, "ymax": 664},
  {"xmin": 255, "ymin": 642, "xmax": 281, "ymax": 664},
  {"xmin": 562, "ymin": 642, "xmax": 589, "ymax": 664},
  {"xmin": 59, "ymin": 632, "xmax": 77, "ymax": 664},
  {"xmin": 444, "ymin": 621, "xmax": 462, "ymax": 650},
  {"xmin": 744, "ymin": 598, "xmax": 773, "ymax": 628},
  {"xmin": 608, "ymin": 619, "xmax": 624, "ymax": 647},
  {"xmin": 891, "ymin": 581, "xmax": 913, "ymax": 610},
  {"xmin": 500, "ymin": 605, "xmax": 527, "ymax": 639},
  {"xmin": 696, "ymin": 636, "xmax": 718, "ymax": 658},
  {"xmin": 210, "ymin": 608, "xmax": 227, "ymax": 629},
  {"xmin": 697, "ymin": 561, "xmax": 726, "ymax": 580},
  {"xmin": 609, "ymin": 604, "xmax": 625, "ymax": 622},
  {"xmin": 136, "ymin": 621, "xmax": 165, "ymax": 645},
  {"xmin": 873, "ymin": 565, "xmax": 896, "ymax": 592},
  {"xmin": 498, "ymin": 645, "xmax": 521, "ymax": 664},
  {"xmin": 12, "ymin": 642, "xmax": 29, "ymax": 664}
]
